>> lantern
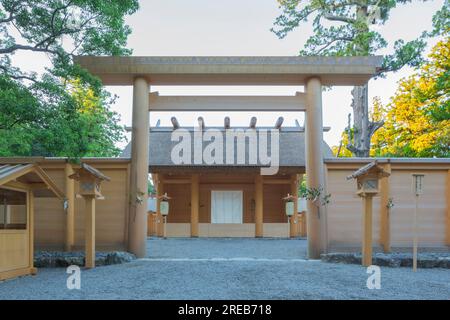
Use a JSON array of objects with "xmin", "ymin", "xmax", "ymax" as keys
[
  {"xmin": 347, "ymin": 161, "xmax": 390, "ymax": 197},
  {"xmin": 69, "ymin": 163, "xmax": 110, "ymax": 199},
  {"xmin": 347, "ymin": 161, "xmax": 390, "ymax": 267},
  {"xmin": 282, "ymin": 193, "xmax": 296, "ymax": 217},
  {"xmin": 158, "ymin": 193, "xmax": 172, "ymax": 239},
  {"xmin": 356, "ymin": 175, "xmax": 379, "ymax": 195},
  {"xmin": 160, "ymin": 200, "xmax": 169, "ymax": 216},
  {"xmin": 285, "ymin": 201, "xmax": 295, "ymax": 217}
]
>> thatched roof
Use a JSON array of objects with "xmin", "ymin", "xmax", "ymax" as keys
[{"xmin": 121, "ymin": 127, "xmax": 334, "ymax": 169}]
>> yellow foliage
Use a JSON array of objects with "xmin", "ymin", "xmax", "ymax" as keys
[
  {"xmin": 68, "ymin": 79, "xmax": 101, "ymax": 115},
  {"xmin": 370, "ymin": 38, "xmax": 450, "ymax": 157}
]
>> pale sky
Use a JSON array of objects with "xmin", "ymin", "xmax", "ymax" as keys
[{"xmin": 10, "ymin": 0, "xmax": 445, "ymax": 149}]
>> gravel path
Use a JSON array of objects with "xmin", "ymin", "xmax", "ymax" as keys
[{"xmin": 0, "ymin": 238, "xmax": 449, "ymax": 300}]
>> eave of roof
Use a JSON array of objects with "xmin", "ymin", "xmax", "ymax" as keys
[{"xmin": 0, "ymin": 164, "xmax": 65, "ymax": 199}]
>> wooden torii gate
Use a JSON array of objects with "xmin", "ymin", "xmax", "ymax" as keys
[{"xmin": 75, "ymin": 56, "xmax": 382, "ymax": 259}]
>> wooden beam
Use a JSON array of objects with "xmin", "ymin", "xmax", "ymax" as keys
[
  {"xmin": 149, "ymin": 92, "xmax": 306, "ymax": 111},
  {"xmin": 379, "ymin": 163, "xmax": 391, "ymax": 253},
  {"xmin": 162, "ymin": 179, "xmax": 191, "ymax": 184},
  {"xmin": 75, "ymin": 55, "xmax": 383, "ymax": 86},
  {"xmin": 362, "ymin": 195, "xmax": 373, "ymax": 267},
  {"xmin": 0, "ymin": 164, "xmax": 34, "ymax": 187},
  {"xmin": 191, "ymin": 174, "xmax": 199, "ymax": 237},
  {"xmin": 255, "ymin": 175, "xmax": 263, "ymax": 237},
  {"xmin": 171, "ymin": 117, "xmax": 180, "ymax": 129},
  {"xmin": 290, "ymin": 175, "xmax": 299, "ymax": 238},
  {"xmin": 198, "ymin": 117, "xmax": 205, "ymax": 130},
  {"xmin": 275, "ymin": 117, "xmax": 284, "ymax": 129},
  {"xmin": 249, "ymin": 117, "xmax": 257, "ymax": 129},
  {"xmin": 65, "ymin": 163, "xmax": 75, "ymax": 252},
  {"xmin": 224, "ymin": 117, "xmax": 230, "ymax": 129},
  {"xmin": 85, "ymin": 196, "xmax": 95, "ymax": 269},
  {"xmin": 4, "ymin": 181, "xmax": 31, "ymax": 191},
  {"xmin": 32, "ymin": 165, "xmax": 65, "ymax": 200},
  {"xmin": 447, "ymin": 170, "xmax": 450, "ymax": 246},
  {"xmin": 263, "ymin": 179, "xmax": 291, "ymax": 185}
]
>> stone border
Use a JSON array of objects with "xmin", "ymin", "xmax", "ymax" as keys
[
  {"xmin": 321, "ymin": 252, "xmax": 450, "ymax": 268},
  {"xmin": 34, "ymin": 251, "xmax": 136, "ymax": 268}
]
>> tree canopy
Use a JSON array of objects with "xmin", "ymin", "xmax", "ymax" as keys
[
  {"xmin": 272, "ymin": 0, "xmax": 434, "ymax": 157},
  {"xmin": 0, "ymin": 0, "xmax": 139, "ymax": 157},
  {"xmin": 370, "ymin": 38, "xmax": 450, "ymax": 158},
  {"xmin": 272, "ymin": 0, "xmax": 427, "ymax": 71}
]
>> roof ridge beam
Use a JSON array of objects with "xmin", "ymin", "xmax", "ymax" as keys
[{"xmin": 149, "ymin": 93, "xmax": 306, "ymax": 112}]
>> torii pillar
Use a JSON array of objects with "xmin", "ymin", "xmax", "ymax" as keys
[
  {"xmin": 128, "ymin": 77, "xmax": 150, "ymax": 258},
  {"xmin": 305, "ymin": 77, "xmax": 327, "ymax": 259}
]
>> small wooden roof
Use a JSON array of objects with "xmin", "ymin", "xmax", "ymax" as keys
[
  {"xmin": 0, "ymin": 164, "xmax": 65, "ymax": 199},
  {"xmin": 346, "ymin": 161, "xmax": 390, "ymax": 180},
  {"xmin": 69, "ymin": 163, "xmax": 111, "ymax": 182}
]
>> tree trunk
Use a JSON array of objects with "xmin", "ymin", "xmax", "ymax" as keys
[
  {"xmin": 347, "ymin": 84, "xmax": 385, "ymax": 157},
  {"xmin": 345, "ymin": 4, "xmax": 381, "ymax": 158},
  {"xmin": 349, "ymin": 85, "xmax": 371, "ymax": 157}
]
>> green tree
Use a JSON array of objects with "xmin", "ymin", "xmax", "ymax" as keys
[
  {"xmin": 371, "ymin": 38, "xmax": 450, "ymax": 157},
  {"xmin": 272, "ymin": 0, "xmax": 434, "ymax": 156},
  {"xmin": 0, "ymin": 0, "xmax": 139, "ymax": 157}
]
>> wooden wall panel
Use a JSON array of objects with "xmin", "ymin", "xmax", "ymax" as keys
[
  {"xmin": 390, "ymin": 170, "xmax": 447, "ymax": 248},
  {"xmin": 326, "ymin": 169, "xmax": 381, "ymax": 247},
  {"xmin": 165, "ymin": 184, "xmax": 191, "ymax": 223},
  {"xmin": 0, "ymin": 231, "xmax": 29, "ymax": 272},
  {"xmin": 34, "ymin": 164, "xmax": 129, "ymax": 251},
  {"xmin": 34, "ymin": 169, "xmax": 66, "ymax": 249},
  {"xmin": 327, "ymin": 166, "xmax": 448, "ymax": 251},
  {"xmin": 163, "ymin": 174, "xmax": 289, "ymax": 225},
  {"xmin": 263, "ymin": 184, "xmax": 290, "ymax": 223},
  {"xmin": 75, "ymin": 168, "xmax": 128, "ymax": 249}
]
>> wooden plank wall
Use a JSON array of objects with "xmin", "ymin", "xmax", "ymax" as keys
[
  {"xmin": 390, "ymin": 170, "xmax": 447, "ymax": 248},
  {"xmin": 326, "ymin": 162, "xmax": 449, "ymax": 251},
  {"xmin": 163, "ymin": 174, "xmax": 289, "ymax": 224},
  {"xmin": 327, "ymin": 169, "xmax": 381, "ymax": 248},
  {"xmin": 34, "ymin": 161, "xmax": 130, "ymax": 251},
  {"xmin": 34, "ymin": 169, "xmax": 66, "ymax": 248}
]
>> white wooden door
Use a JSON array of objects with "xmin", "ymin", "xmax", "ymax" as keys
[{"xmin": 211, "ymin": 191, "xmax": 243, "ymax": 223}]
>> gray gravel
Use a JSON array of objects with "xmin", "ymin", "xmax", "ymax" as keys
[
  {"xmin": 0, "ymin": 238, "xmax": 449, "ymax": 300},
  {"xmin": 147, "ymin": 237, "xmax": 307, "ymax": 259}
]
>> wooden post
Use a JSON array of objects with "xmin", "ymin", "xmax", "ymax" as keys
[
  {"xmin": 379, "ymin": 163, "xmax": 391, "ymax": 253},
  {"xmin": 447, "ymin": 170, "xmax": 450, "ymax": 246},
  {"xmin": 191, "ymin": 174, "xmax": 199, "ymax": 237},
  {"xmin": 65, "ymin": 163, "xmax": 75, "ymax": 252},
  {"xmin": 156, "ymin": 176, "xmax": 164, "ymax": 237},
  {"xmin": 128, "ymin": 77, "xmax": 149, "ymax": 258},
  {"xmin": 29, "ymin": 191, "xmax": 37, "ymax": 275},
  {"xmin": 255, "ymin": 175, "xmax": 263, "ymax": 237},
  {"xmin": 290, "ymin": 175, "xmax": 299, "ymax": 238},
  {"xmin": 301, "ymin": 212, "xmax": 307, "ymax": 237},
  {"xmin": 305, "ymin": 77, "xmax": 325, "ymax": 258},
  {"xmin": 413, "ymin": 194, "xmax": 419, "ymax": 272},
  {"xmin": 85, "ymin": 196, "xmax": 95, "ymax": 269},
  {"xmin": 362, "ymin": 195, "xmax": 373, "ymax": 267}
]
